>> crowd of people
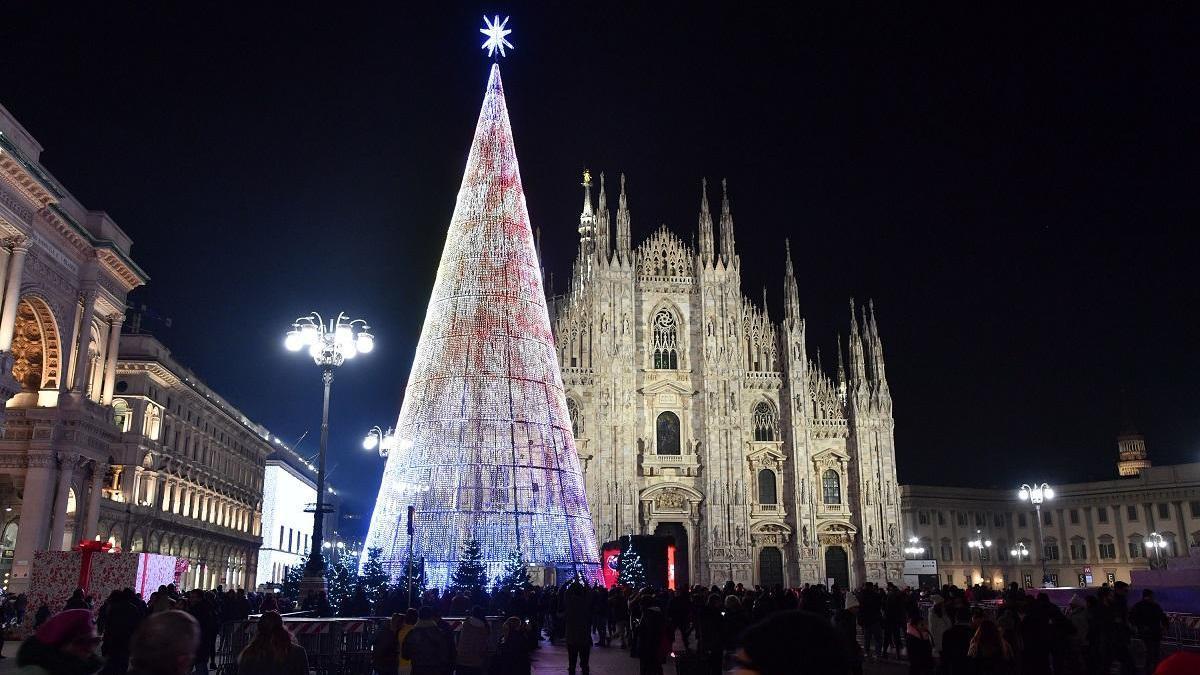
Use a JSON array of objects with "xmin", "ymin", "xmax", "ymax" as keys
[{"xmin": 1, "ymin": 579, "xmax": 1196, "ymax": 674}]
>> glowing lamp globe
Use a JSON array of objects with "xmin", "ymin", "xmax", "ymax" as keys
[
  {"xmin": 356, "ymin": 332, "xmax": 374, "ymax": 353},
  {"xmin": 1018, "ymin": 487, "xmax": 1029, "ymax": 501},
  {"xmin": 285, "ymin": 330, "xmax": 304, "ymax": 352},
  {"xmin": 300, "ymin": 323, "xmax": 319, "ymax": 344},
  {"xmin": 1043, "ymin": 487, "xmax": 1054, "ymax": 500},
  {"xmin": 363, "ymin": 434, "xmax": 379, "ymax": 450}
]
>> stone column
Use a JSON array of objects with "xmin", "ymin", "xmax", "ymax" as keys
[
  {"xmin": 99, "ymin": 315, "xmax": 124, "ymax": 404},
  {"xmin": 0, "ymin": 241, "xmax": 31, "ymax": 351},
  {"xmin": 10, "ymin": 452, "xmax": 56, "ymax": 590},
  {"xmin": 0, "ymin": 248, "xmax": 11, "ymax": 318},
  {"xmin": 83, "ymin": 462, "xmax": 105, "ymax": 540},
  {"xmin": 72, "ymin": 291, "xmax": 97, "ymax": 392},
  {"xmin": 48, "ymin": 453, "xmax": 78, "ymax": 551}
]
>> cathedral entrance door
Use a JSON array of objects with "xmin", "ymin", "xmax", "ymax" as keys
[
  {"xmin": 654, "ymin": 522, "xmax": 689, "ymax": 589},
  {"xmin": 758, "ymin": 547, "xmax": 784, "ymax": 588},
  {"xmin": 824, "ymin": 546, "xmax": 850, "ymax": 589}
]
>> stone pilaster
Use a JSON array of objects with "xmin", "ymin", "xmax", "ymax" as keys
[
  {"xmin": 10, "ymin": 452, "xmax": 57, "ymax": 590},
  {"xmin": 48, "ymin": 452, "xmax": 79, "ymax": 551},
  {"xmin": 83, "ymin": 461, "xmax": 106, "ymax": 540}
]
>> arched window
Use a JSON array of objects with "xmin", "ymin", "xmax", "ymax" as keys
[
  {"xmin": 112, "ymin": 399, "xmax": 132, "ymax": 432},
  {"xmin": 651, "ymin": 310, "xmax": 679, "ymax": 369},
  {"xmin": 144, "ymin": 403, "xmax": 162, "ymax": 440},
  {"xmin": 757, "ymin": 469, "xmax": 777, "ymax": 505},
  {"xmin": 822, "ymin": 469, "xmax": 841, "ymax": 504},
  {"xmin": 753, "ymin": 402, "xmax": 777, "ymax": 441},
  {"xmin": 656, "ymin": 411, "xmax": 680, "ymax": 455},
  {"xmin": 566, "ymin": 398, "xmax": 581, "ymax": 437}
]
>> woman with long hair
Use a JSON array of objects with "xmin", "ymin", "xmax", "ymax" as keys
[
  {"xmin": 967, "ymin": 619, "xmax": 1014, "ymax": 675},
  {"xmin": 237, "ymin": 611, "xmax": 308, "ymax": 675}
]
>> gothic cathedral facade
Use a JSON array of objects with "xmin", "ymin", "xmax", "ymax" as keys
[{"xmin": 549, "ymin": 172, "xmax": 904, "ymax": 589}]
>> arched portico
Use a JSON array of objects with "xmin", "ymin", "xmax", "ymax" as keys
[{"xmin": 6, "ymin": 295, "xmax": 64, "ymax": 408}]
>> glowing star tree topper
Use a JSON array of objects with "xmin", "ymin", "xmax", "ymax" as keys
[{"xmin": 480, "ymin": 15, "xmax": 514, "ymax": 58}]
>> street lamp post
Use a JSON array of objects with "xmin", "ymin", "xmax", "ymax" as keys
[
  {"xmin": 1010, "ymin": 542, "xmax": 1030, "ymax": 587},
  {"xmin": 1018, "ymin": 482, "xmax": 1054, "ymax": 586},
  {"xmin": 285, "ymin": 312, "xmax": 373, "ymax": 589},
  {"xmin": 1145, "ymin": 532, "xmax": 1168, "ymax": 569},
  {"xmin": 363, "ymin": 426, "xmax": 396, "ymax": 458},
  {"xmin": 969, "ymin": 530, "xmax": 993, "ymax": 586}
]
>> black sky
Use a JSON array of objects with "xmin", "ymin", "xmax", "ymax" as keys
[{"xmin": 3, "ymin": 4, "xmax": 1198, "ymax": 538}]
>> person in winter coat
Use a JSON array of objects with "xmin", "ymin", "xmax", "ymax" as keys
[
  {"xmin": 372, "ymin": 613, "xmax": 402, "ymax": 675},
  {"xmin": 99, "ymin": 588, "xmax": 144, "ymax": 675},
  {"xmin": 454, "ymin": 606, "xmax": 491, "ymax": 675},
  {"xmin": 236, "ymin": 611, "xmax": 308, "ymax": 675},
  {"xmin": 494, "ymin": 617, "xmax": 532, "ymax": 675},
  {"xmin": 905, "ymin": 616, "xmax": 935, "ymax": 675},
  {"xmin": 927, "ymin": 596, "xmax": 952, "ymax": 658},
  {"xmin": 401, "ymin": 606, "xmax": 455, "ymax": 675},
  {"xmin": 127, "ymin": 610, "xmax": 201, "ymax": 675},
  {"xmin": 14, "ymin": 609, "xmax": 103, "ymax": 675},
  {"xmin": 563, "ymin": 582, "xmax": 593, "ymax": 675},
  {"xmin": 396, "ymin": 608, "xmax": 418, "ymax": 675}
]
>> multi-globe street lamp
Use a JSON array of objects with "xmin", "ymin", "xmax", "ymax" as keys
[
  {"xmin": 969, "ymin": 529, "xmax": 993, "ymax": 585},
  {"xmin": 1145, "ymin": 532, "xmax": 1168, "ymax": 569},
  {"xmin": 363, "ymin": 426, "xmax": 396, "ymax": 457},
  {"xmin": 903, "ymin": 536, "xmax": 926, "ymax": 559},
  {"xmin": 1010, "ymin": 541, "xmax": 1030, "ymax": 560},
  {"xmin": 1018, "ymin": 482, "xmax": 1054, "ymax": 586},
  {"xmin": 285, "ymin": 312, "xmax": 374, "ymax": 586}
]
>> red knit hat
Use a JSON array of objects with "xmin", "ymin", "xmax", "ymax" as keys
[
  {"xmin": 1154, "ymin": 652, "xmax": 1200, "ymax": 675},
  {"xmin": 34, "ymin": 609, "xmax": 96, "ymax": 647}
]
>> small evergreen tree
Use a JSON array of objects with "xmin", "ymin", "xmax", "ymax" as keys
[
  {"xmin": 282, "ymin": 553, "xmax": 309, "ymax": 598},
  {"xmin": 360, "ymin": 547, "xmax": 390, "ymax": 609},
  {"xmin": 396, "ymin": 556, "xmax": 427, "ymax": 608},
  {"xmin": 450, "ymin": 538, "xmax": 489, "ymax": 593},
  {"xmin": 496, "ymin": 548, "xmax": 533, "ymax": 593},
  {"xmin": 618, "ymin": 536, "xmax": 646, "ymax": 587},
  {"xmin": 325, "ymin": 555, "xmax": 356, "ymax": 612}
]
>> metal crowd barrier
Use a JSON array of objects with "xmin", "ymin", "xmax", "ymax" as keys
[
  {"xmin": 214, "ymin": 614, "xmax": 509, "ymax": 675},
  {"xmin": 214, "ymin": 616, "xmax": 386, "ymax": 675},
  {"xmin": 1164, "ymin": 612, "xmax": 1200, "ymax": 648}
]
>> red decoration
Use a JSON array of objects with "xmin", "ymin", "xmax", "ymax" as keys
[{"xmin": 75, "ymin": 539, "xmax": 113, "ymax": 594}]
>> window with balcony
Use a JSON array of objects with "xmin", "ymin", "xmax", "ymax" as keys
[
  {"xmin": 940, "ymin": 539, "xmax": 953, "ymax": 561},
  {"xmin": 758, "ymin": 469, "xmax": 777, "ymax": 506},
  {"xmin": 656, "ymin": 411, "xmax": 680, "ymax": 455},
  {"xmin": 822, "ymin": 470, "xmax": 841, "ymax": 505},
  {"xmin": 1128, "ymin": 535, "xmax": 1144, "ymax": 558},
  {"xmin": 1069, "ymin": 538, "xmax": 1087, "ymax": 560}
]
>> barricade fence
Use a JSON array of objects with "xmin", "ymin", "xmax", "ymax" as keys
[{"xmin": 214, "ymin": 615, "xmax": 507, "ymax": 675}]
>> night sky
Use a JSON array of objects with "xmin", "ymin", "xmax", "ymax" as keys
[{"xmin": 3, "ymin": 4, "xmax": 1197, "ymax": 538}]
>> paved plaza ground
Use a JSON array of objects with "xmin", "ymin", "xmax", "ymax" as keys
[{"xmin": 0, "ymin": 638, "xmax": 912, "ymax": 674}]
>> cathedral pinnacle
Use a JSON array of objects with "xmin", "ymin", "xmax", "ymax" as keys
[
  {"xmin": 615, "ymin": 173, "xmax": 632, "ymax": 261},
  {"xmin": 783, "ymin": 238, "xmax": 800, "ymax": 323},
  {"xmin": 595, "ymin": 172, "xmax": 610, "ymax": 261},
  {"xmin": 719, "ymin": 178, "xmax": 737, "ymax": 266},
  {"xmin": 698, "ymin": 178, "xmax": 714, "ymax": 266}
]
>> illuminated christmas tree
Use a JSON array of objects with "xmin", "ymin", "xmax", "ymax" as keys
[
  {"xmin": 363, "ymin": 59, "xmax": 601, "ymax": 588},
  {"xmin": 618, "ymin": 537, "xmax": 646, "ymax": 587}
]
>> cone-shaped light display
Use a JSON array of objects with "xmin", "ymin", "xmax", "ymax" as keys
[{"xmin": 364, "ymin": 65, "xmax": 600, "ymax": 588}]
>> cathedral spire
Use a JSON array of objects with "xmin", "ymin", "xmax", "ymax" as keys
[
  {"xmin": 719, "ymin": 178, "xmax": 738, "ymax": 266},
  {"xmin": 596, "ymin": 172, "xmax": 611, "ymax": 262},
  {"xmin": 615, "ymin": 173, "xmax": 632, "ymax": 262},
  {"xmin": 848, "ymin": 298, "xmax": 867, "ymax": 383},
  {"xmin": 836, "ymin": 334, "xmax": 846, "ymax": 385},
  {"xmin": 867, "ymin": 299, "xmax": 887, "ymax": 384},
  {"xmin": 783, "ymin": 239, "xmax": 800, "ymax": 323},
  {"xmin": 698, "ymin": 178, "xmax": 714, "ymax": 266},
  {"xmin": 578, "ymin": 169, "xmax": 596, "ymax": 262}
]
